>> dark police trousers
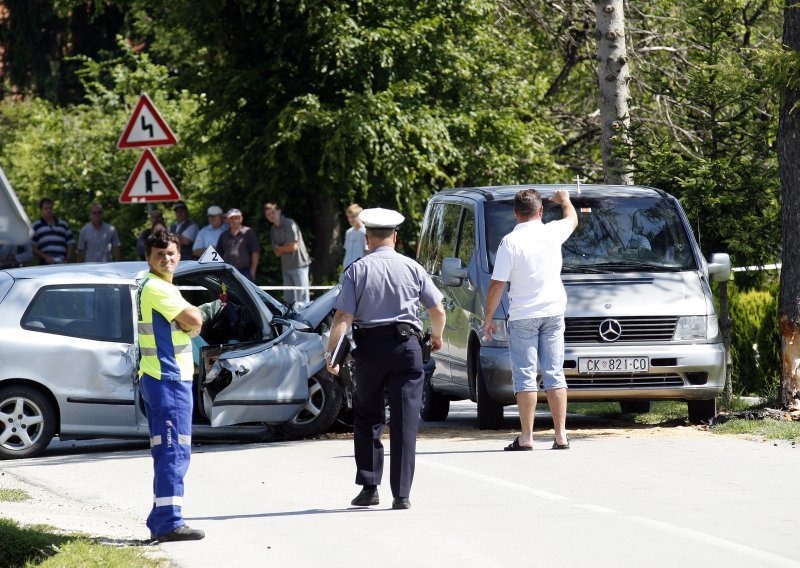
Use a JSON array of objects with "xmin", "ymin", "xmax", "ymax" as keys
[{"xmin": 353, "ymin": 331, "xmax": 424, "ymax": 499}]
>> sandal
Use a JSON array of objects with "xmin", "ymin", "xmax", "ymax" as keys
[
  {"xmin": 551, "ymin": 437, "xmax": 570, "ymax": 450},
  {"xmin": 504, "ymin": 436, "xmax": 533, "ymax": 451}
]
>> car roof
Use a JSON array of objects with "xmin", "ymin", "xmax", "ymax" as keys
[
  {"xmin": 1, "ymin": 260, "xmax": 208, "ymax": 283},
  {"xmin": 433, "ymin": 184, "xmax": 669, "ymax": 202}
]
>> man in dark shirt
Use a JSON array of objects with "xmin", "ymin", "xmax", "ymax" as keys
[{"xmin": 217, "ymin": 208, "xmax": 261, "ymax": 281}]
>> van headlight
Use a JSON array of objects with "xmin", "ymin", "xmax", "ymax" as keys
[
  {"xmin": 674, "ymin": 316, "xmax": 719, "ymax": 341},
  {"xmin": 489, "ymin": 319, "xmax": 508, "ymax": 343}
]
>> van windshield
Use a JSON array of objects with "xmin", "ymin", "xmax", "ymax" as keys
[{"xmin": 485, "ymin": 195, "xmax": 697, "ymax": 273}]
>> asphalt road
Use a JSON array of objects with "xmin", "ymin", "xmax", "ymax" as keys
[{"xmin": 1, "ymin": 402, "xmax": 799, "ymax": 568}]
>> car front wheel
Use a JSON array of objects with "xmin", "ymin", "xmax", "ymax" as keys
[
  {"xmin": 0, "ymin": 385, "xmax": 57, "ymax": 460},
  {"xmin": 278, "ymin": 371, "xmax": 343, "ymax": 438}
]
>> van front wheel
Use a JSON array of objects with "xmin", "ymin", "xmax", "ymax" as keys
[
  {"xmin": 475, "ymin": 366, "xmax": 504, "ymax": 429},
  {"xmin": 687, "ymin": 399, "xmax": 716, "ymax": 424},
  {"xmin": 420, "ymin": 369, "xmax": 449, "ymax": 422}
]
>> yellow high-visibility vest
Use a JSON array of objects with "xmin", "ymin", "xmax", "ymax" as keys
[{"xmin": 137, "ymin": 273, "xmax": 194, "ymax": 381}]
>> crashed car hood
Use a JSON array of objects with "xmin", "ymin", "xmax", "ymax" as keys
[{"xmin": 562, "ymin": 271, "xmax": 712, "ymax": 317}]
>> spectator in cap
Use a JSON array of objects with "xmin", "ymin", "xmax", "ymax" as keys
[
  {"xmin": 192, "ymin": 205, "xmax": 229, "ymax": 259},
  {"xmin": 169, "ymin": 201, "xmax": 199, "ymax": 260},
  {"xmin": 76, "ymin": 203, "xmax": 121, "ymax": 263},
  {"xmin": 136, "ymin": 209, "xmax": 164, "ymax": 260},
  {"xmin": 264, "ymin": 202, "xmax": 311, "ymax": 307},
  {"xmin": 342, "ymin": 203, "xmax": 367, "ymax": 273},
  {"xmin": 325, "ymin": 207, "xmax": 446, "ymax": 510},
  {"xmin": 216, "ymin": 208, "xmax": 261, "ymax": 281}
]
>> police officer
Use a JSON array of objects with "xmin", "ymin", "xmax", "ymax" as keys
[
  {"xmin": 138, "ymin": 230, "xmax": 205, "ymax": 542},
  {"xmin": 325, "ymin": 208, "xmax": 446, "ymax": 510}
]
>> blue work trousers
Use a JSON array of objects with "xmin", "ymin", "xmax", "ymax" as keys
[{"xmin": 140, "ymin": 374, "xmax": 193, "ymax": 537}]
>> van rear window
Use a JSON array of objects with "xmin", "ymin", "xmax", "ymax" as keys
[{"xmin": 485, "ymin": 196, "xmax": 697, "ymax": 273}]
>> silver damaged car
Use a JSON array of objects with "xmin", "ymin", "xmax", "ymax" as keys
[{"xmin": 0, "ymin": 256, "xmax": 344, "ymax": 459}]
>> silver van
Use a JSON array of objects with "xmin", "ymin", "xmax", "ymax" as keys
[{"xmin": 417, "ymin": 184, "xmax": 731, "ymax": 427}]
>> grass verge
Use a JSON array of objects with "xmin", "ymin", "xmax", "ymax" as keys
[
  {"xmin": 0, "ymin": 518, "xmax": 167, "ymax": 568},
  {"xmin": 0, "ymin": 488, "xmax": 30, "ymax": 502},
  {"xmin": 567, "ymin": 399, "xmax": 800, "ymax": 440}
]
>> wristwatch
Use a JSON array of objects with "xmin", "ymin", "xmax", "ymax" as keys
[{"xmin": 324, "ymin": 352, "xmax": 332, "ymax": 360}]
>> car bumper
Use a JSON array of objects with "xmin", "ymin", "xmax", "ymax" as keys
[{"xmin": 480, "ymin": 342, "xmax": 725, "ymax": 404}]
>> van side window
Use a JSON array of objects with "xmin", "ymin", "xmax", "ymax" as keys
[
  {"xmin": 439, "ymin": 204, "xmax": 461, "ymax": 273},
  {"xmin": 457, "ymin": 208, "xmax": 475, "ymax": 267}
]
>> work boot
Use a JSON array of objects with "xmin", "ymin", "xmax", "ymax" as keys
[{"xmin": 154, "ymin": 525, "xmax": 205, "ymax": 542}]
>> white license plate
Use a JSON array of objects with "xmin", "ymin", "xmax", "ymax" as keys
[{"xmin": 579, "ymin": 357, "xmax": 649, "ymax": 374}]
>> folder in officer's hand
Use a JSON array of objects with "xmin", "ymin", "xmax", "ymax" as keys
[{"xmin": 331, "ymin": 333, "xmax": 351, "ymax": 367}]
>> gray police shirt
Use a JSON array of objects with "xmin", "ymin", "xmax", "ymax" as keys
[{"xmin": 335, "ymin": 246, "xmax": 443, "ymax": 330}]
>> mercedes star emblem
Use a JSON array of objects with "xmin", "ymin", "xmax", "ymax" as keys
[{"xmin": 598, "ymin": 319, "xmax": 622, "ymax": 342}]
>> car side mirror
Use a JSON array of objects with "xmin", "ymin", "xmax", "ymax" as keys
[
  {"xmin": 442, "ymin": 257, "xmax": 468, "ymax": 287},
  {"xmin": 708, "ymin": 253, "xmax": 731, "ymax": 282}
]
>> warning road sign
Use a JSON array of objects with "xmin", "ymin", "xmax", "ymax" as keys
[
  {"xmin": 117, "ymin": 93, "xmax": 178, "ymax": 149},
  {"xmin": 119, "ymin": 149, "xmax": 181, "ymax": 203}
]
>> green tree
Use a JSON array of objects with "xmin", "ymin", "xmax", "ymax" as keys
[
  {"xmin": 129, "ymin": 0, "xmax": 565, "ymax": 282},
  {"xmin": 0, "ymin": 42, "xmax": 212, "ymax": 258}
]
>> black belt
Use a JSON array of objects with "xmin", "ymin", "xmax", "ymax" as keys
[{"xmin": 353, "ymin": 323, "xmax": 421, "ymax": 340}]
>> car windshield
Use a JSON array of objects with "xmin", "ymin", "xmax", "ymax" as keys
[{"xmin": 485, "ymin": 195, "xmax": 697, "ymax": 273}]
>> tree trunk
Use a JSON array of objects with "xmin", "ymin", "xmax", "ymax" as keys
[
  {"xmin": 777, "ymin": 2, "xmax": 800, "ymax": 409},
  {"xmin": 594, "ymin": 0, "xmax": 633, "ymax": 185},
  {"xmin": 309, "ymin": 191, "xmax": 342, "ymax": 288},
  {"xmin": 718, "ymin": 281, "xmax": 733, "ymax": 401}
]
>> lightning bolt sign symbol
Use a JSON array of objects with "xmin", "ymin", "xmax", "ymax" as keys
[{"xmin": 140, "ymin": 116, "xmax": 154, "ymax": 138}]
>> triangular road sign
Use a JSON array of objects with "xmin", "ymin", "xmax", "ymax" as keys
[
  {"xmin": 119, "ymin": 149, "xmax": 181, "ymax": 203},
  {"xmin": 117, "ymin": 93, "xmax": 178, "ymax": 149}
]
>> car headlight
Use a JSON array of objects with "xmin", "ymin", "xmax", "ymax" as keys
[{"xmin": 674, "ymin": 316, "xmax": 719, "ymax": 341}]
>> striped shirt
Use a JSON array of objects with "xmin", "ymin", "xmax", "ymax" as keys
[{"xmin": 32, "ymin": 217, "xmax": 74, "ymax": 262}]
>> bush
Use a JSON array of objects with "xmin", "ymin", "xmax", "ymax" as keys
[{"xmin": 727, "ymin": 279, "xmax": 780, "ymax": 396}]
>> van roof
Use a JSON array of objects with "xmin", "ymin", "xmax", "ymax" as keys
[{"xmin": 435, "ymin": 184, "xmax": 669, "ymax": 202}]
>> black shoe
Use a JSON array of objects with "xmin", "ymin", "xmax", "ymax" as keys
[
  {"xmin": 392, "ymin": 498, "xmax": 411, "ymax": 510},
  {"xmin": 154, "ymin": 524, "xmax": 205, "ymax": 542},
  {"xmin": 351, "ymin": 486, "xmax": 379, "ymax": 507}
]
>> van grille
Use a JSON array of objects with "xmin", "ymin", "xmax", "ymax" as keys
[
  {"xmin": 566, "ymin": 374, "xmax": 684, "ymax": 389},
  {"xmin": 565, "ymin": 316, "xmax": 678, "ymax": 343}
]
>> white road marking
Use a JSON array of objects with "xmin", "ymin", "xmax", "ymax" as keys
[{"xmin": 421, "ymin": 458, "xmax": 800, "ymax": 568}]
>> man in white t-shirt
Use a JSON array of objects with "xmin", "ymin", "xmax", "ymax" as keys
[{"xmin": 482, "ymin": 189, "xmax": 577, "ymax": 451}]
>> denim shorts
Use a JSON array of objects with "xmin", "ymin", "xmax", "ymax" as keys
[{"xmin": 508, "ymin": 315, "xmax": 567, "ymax": 393}]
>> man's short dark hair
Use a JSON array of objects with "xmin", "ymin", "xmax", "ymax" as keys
[
  {"xmin": 514, "ymin": 189, "xmax": 542, "ymax": 218},
  {"xmin": 144, "ymin": 230, "xmax": 180, "ymax": 257},
  {"xmin": 39, "ymin": 197, "xmax": 54, "ymax": 209},
  {"xmin": 366, "ymin": 227, "xmax": 396, "ymax": 240}
]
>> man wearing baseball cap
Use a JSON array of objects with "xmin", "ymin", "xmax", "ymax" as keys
[
  {"xmin": 192, "ymin": 205, "xmax": 229, "ymax": 259},
  {"xmin": 216, "ymin": 208, "xmax": 261, "ymax": 281},
  {"xmin": 168, "ymin": 201, "xmax": 198, "ymax": 260}
]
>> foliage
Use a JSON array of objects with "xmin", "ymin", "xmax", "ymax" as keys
[
  {"xmin": 727, "ymin": 278, "xmax": 781, "ymax": 396},
  {"xmin": 129, "ymin": 0, "xmax": 565, "ymax": 280},
  {"xmin": 627, "ymin": 1, "xmax": 782, "ymax": 269},
  {"xmin": 0, "ymin": 41, "xmax": 214, "ymax": 260}
]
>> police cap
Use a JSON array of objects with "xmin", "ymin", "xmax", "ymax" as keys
[{"xmin": 359, "ymin": 208, "xmax": 405, "ymax": 229}]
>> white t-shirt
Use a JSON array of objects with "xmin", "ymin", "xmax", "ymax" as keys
[
  {"xmin": 343, "ymin": 225, "xmax": 367, "ymax": 269},
  {"xmin": 491, "ymin": 218, "xmax": 574, "ymax": 320}
]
